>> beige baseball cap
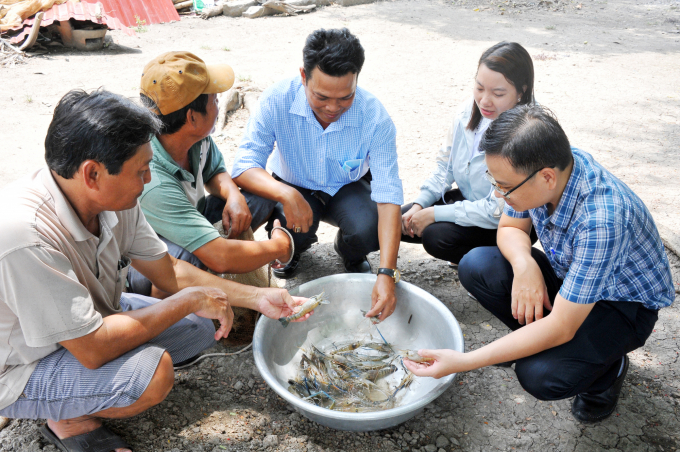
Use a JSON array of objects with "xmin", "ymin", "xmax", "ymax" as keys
[{"xmin": 141, "ymin": 51, "xmax": 235, "ymax": 115}]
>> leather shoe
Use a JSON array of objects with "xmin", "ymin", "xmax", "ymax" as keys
[
  {"xmin": 344, "ymin": 257, "xmax": 372, "ymax": 274},
  {"xmin": 333, "ymin": 238, "xmax": 372, "ymax": 274},
  {"xmin": 272, "ymin": 253, "xmax": 301, "ymax": 279},
  {"xmin": 571, "ymin": 355, "xmax": 629, "ymax": 423}
]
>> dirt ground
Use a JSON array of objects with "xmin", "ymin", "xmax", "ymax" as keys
[{"xmin": 1, "ymin": 0, "xmax": 680, "ymax": 450}]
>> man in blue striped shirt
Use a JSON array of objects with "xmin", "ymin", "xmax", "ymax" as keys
[
  {"xmin": 232, "ymin": 28, "xmax": 404, "ymax": 321},
  {"xmin": 405, "ymin": 105, "xmax": 674, "ymax": 423}
]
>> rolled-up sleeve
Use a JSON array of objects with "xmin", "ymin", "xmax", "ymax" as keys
[
  {"xmin": 367, "ymin": 118, "xmax": 403, "ymax": 205},
  {"xmin": 503, "ymin": 203, "xmax": 531, "ymax": 219},
  {"xmin": 232, "ymin": 95, "xmax": 276, "ymax": 178}
]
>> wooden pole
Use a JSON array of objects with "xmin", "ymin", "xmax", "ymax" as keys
[{"xmin": 174, "ymin": 0, "xmax": 193, "ymax": 9}]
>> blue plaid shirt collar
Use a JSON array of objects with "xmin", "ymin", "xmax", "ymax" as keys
[
  {"xmin": 289, "ymin": 82, "xmax": 361, "ymax": 132},
  {"xmin": 545, "ymin": 155, "xmax": 582, "ymax": 230}
]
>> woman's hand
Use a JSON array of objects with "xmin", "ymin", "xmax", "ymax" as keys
[
  {"xmin": 409, "ymin": 207, "xmax": 436, "ymax": 237},
  {"xmin": 401, "ymin": 204, "xmax": 423, "ymax": 237}
]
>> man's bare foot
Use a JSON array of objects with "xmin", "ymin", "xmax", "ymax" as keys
[{"xmin": 47, "ymin": 418, "xmax": 131, "ymax": 452}]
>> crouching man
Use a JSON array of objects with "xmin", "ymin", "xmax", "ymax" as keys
[
  {"xmin": 0, "ymin": 89, "xmax": 308, "ymax": 451},
  {"xmin": 128, "ymin": 52, "xmax": 294, "ymax": 299},
  {"xmin": 232, "ymin": 28, "xmax": 404, "ymax": 321},
  {"xmin": 405, "ymin": 105, "xmax": 674, "ymax": 423}
]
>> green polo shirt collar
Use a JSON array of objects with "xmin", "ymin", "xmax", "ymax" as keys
[{"xmin": 150, "ymin": 136, "xmax": 205, "ymax": 187}]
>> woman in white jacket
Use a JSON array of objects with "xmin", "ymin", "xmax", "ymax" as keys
[{"xmin": 402, "ymin": 42, "xmax": 536, "ymax": 265}]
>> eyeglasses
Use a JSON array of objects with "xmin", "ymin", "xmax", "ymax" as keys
[{"xmin": 485, "ymin": 167, "xmax": 551, "ymax": 199}]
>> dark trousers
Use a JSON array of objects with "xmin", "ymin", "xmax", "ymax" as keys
[
  {"xmin": 401, "ymin": 189, "xmax": 498, "ymax": 265},
  {"xmin": 459, "ymin": 246, "xmax": 658, "ymax": 400},
  {"xmin": 243, "ymin": 173, "xmax": 380, "ymax": 263},
  {"xmin": 127, "ymin": 196, "xmax": 226, "ymax": 296}
]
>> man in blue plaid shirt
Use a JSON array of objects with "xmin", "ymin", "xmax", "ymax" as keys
[
  {"xmin": 405, "ymin": 104, "xmax": 674, "ymax": 423},
  {"xmin": 232, "ymin": 28, "xmax": 404, "ymax": 321}
]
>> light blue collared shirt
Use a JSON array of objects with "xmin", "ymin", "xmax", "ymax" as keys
[{"xmin": 232, "ymin": 76, "xmax": 403, "ymax": 205}]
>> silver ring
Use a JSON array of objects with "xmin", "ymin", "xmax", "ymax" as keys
[{"xmin": 294, "ymin": 227, "xmax": 302, "ymax": 233}]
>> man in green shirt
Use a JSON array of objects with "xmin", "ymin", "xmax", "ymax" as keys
[{"xmin": 129, "ymin": 52, "xmax": 293, "ymax": 297}]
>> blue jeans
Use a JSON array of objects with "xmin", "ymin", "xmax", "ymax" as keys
[{"xmin": 459, "ymin": 246, "xmax": 658, "ymax": 400}]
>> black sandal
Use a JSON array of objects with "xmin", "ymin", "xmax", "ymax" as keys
[{"xmin": 41, "ymin": 423, "xmax": 131, "ymax": 452}]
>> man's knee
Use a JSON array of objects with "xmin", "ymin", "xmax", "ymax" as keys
[
  {"xmin": 243, "ymin": 191, "xmax": 277, "ymax": 230},
  {"xmin": 458, "ymin": 247, "xmax": 498, "ymax": 290},
  {"xmin": 515, "ymin": 358, "xmax": 574, "ymax": 401},
  {"xmin": 341, "ymin": 225, "xmax": 379, "ymax": 253},
  {"xmin": 339, "ymin": 212, "xmax": 379, "ymax": 247},
  {"xmin": 421, "ymin": 225, "xmax": 462, "ymax": 262},
  {"xmin": 141, "ymin": 352, "xmax": 174, "ymax": 407}
]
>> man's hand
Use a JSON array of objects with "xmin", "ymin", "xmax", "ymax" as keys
[
  {"xmin": 366, "ymin": 275, "xmax": 396, "ymax": 321},
  {"xmin": 253, "ymin": 288, "xmax": 312, "ymax": 322},
  {"xmin": 403, "ymin": 349, "xmax": 466, "ymax": 379},
  {"xmin": 511, "ymin": 260, "xmax": 551, "ymax": 325},
  {"xmin": 281, "ymin": 188, "xmax": 314, "ymax": 233},
  {"xmin": 409, "ymin": 207, "xmax": 436, "ymax": 237},
  {"xmin": 184, "ymin": 286, "xmax": 234, "ymax": 340},
  {"xmin": 223, "ymin": 192, "xmax": 252, "ymax": 238},
  {"xmin": 401, "ymin": 204, "xmax": 423, "ymax": 237}
]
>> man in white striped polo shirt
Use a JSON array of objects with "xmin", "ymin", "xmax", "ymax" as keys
[{"xmin": 0, "ymin": 89, "xmax": 310, "ymax": 451}]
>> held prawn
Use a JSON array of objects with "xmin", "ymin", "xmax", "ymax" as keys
[{"xmin": 279, "ymin": 291, "xmax": 329, "ymax": 327}]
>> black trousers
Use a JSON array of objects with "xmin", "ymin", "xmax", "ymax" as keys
[
  {"xmin": 401, "ymin": 189, "xmax": 498, "ymax": 264},
  {"xmin": 459, "ymin": 246, "xmax": 658, "ymax": 400},
  {"xmin": 242, "ymin": 173, "xmax": 380, "ymax": 263}
]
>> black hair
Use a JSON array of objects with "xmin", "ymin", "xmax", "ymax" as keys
[
  {"xmin": 302, "ymin": 28, "xmax": 365, "ymax": 80},
  {"xmin": 468, "ymin": 42, "xmax": 534, "ymax": 131},
  {"xmin": 45, "ymin": 89, "xmax": 162, "ymax": 179},
  {"xmin": 480, "ymin": 104, "xmax": 573, "ymax": 175},
  {"xmin": 140, "ymin": 93, "xmax": 209, "ymax": 135}
]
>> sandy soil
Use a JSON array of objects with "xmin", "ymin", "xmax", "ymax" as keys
[{"xmin": 1, "ymin": 0, "xmax": 679, "ymax": 450}]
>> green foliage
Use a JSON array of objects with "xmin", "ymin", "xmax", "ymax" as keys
[{"xmin": 134, "ymin": 15, "xmax": 148, "ymax": 33}]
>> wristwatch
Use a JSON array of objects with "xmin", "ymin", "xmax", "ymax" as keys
[{"xmin": 377, "ymin": 268, "xmax": 401, "ymax": 283}]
